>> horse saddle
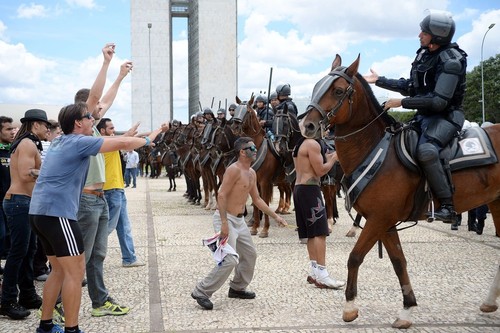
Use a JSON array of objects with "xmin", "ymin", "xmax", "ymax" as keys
[
  {"xmin": 251, "ymin": 137, "xmax": 281, "ymax": 172},
  {"xmin": 395, "ymin": 126, "xmax": 498, "ymax": 173}
]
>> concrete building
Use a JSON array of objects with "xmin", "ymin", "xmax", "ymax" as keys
[{"xmin": 131, "ymin": 0, "xmax": 237, "ymax": 130}]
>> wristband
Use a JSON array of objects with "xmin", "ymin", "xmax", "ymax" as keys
[{"xmin": 144, "ymin": 137, "xmax": 151, "ymax": 146}]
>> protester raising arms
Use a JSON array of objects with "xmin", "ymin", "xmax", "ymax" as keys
[{"xmin": 29, "ymin": 102, "xmax": 165, "ymax": 333}]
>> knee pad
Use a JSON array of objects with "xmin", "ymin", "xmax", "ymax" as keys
[{"xmin": 417, "ymin": 143, "xmax": 439, "ymax": 165}]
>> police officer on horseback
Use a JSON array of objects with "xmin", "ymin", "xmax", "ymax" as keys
[
  {"xmin": 275, "ymin": 84, "xmax": 298, "ymax": 116},
  {"xmin": 364, "ymin": 10, "xmax": 467, "ymax": 222},
  {"xmin": 255, "ymin": 95, "xmax": 275, "ymax": 141}
]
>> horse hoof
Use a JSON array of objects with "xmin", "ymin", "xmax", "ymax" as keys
[
  {"xmin": 346, "ymin": 227, "xmax": 358, "ymax": 238},
  {"xmin": 342, "ymin": 310, "xmax": 358, "ymax": 322},
  {"xmin": 275, "ymin": 208, "xmax": 282, "ymax": 214},
  {"xmin": 392, "ymin": 319, "xmax": 412, "ymax": 329},
  {"xmin": 258, "ymin": 232, "xmax": 269, "ymax": 238},
  {"xmin": 281, "ymin": 210, "xmax": 291, "ymax": 215},
  {"xmin": 250, "ymin": 228, "xmax": 258, "ymax": 236},
  {"xmin": 480, "ymin": 303, "xmax": 498, "ymax": 313},
  {"xmin": 168, "ymin": 189, "xmax": 172, "ymax": 192}
]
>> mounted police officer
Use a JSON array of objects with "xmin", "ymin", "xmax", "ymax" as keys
[
  {"xmin": 364, "ymin": 10, "xmax": 467, "ymax": 222},
  {"xmin": 201, "ymin": 107, "xmax": 217, "ymax": 147},
  {"xmin": 275, "ymin": 84, "xmax": 298, "ymax": 116},
  {"xmin": 255, "ymin": 95, "xmax": 275, "ymax": 141},
  {"xmin": 269, "ymin": 92, "xmax": 279, "ymax": 112},
  {"xmin": 216, "ymin": 108, "xmax": 226, "ymax": 122}
]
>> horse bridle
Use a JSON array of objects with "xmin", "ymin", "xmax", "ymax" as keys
[
  {"xmin": 305, "ymin": 67, "xmax": 355, "ymax": 129},
  {"xmin": 274, "ymin": 112, "xmax": 301, "ymax": 153}
]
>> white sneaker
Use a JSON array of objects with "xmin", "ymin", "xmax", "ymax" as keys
[{"xmin": 314, "ymin": 275, "xmax": 345, "ymax": 289}]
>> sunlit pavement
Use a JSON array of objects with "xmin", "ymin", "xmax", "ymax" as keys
[{"xmin": 1, "ymin": 175, "xmax": 499, "ymax": 332}]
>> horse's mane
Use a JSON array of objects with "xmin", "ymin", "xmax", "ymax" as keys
[{"xmin": 356, "ymin": 73, "xmax": 397, "ymax": 127}]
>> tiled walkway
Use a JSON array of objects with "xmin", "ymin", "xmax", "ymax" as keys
[{"xmin": 1, "ymin": 175, "xmax": 499, "ymax": 332}]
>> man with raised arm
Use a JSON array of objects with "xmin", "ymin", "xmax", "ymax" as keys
[{"xmin": 191, "ymin": 137, "xmax": 287, "ymax": 310}]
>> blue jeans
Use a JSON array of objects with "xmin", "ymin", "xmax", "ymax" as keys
[
  {"xmin": 104, "ymin": 189, "xmax": 137, "ymax": 265},
  {"xmin": 77, "ymin": 193, "xmax": 109, "ymax": 308},
  {"xmin": 124, "ymin": 168, "xmax": 137, "ymax": 187},
  {"xmin": 0, "ymin": 204, "xmax": 7, "ymax": 259},
  {"xmin": 2, "ymin": 195, "xmax": 37, "ymax": 304}
]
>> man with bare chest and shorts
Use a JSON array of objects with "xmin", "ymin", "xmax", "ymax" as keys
[
  {"xmin": 292, "ymin": 133, "xmax": 345, "ymax": 289},
  {"xmin": 191, "ymin": 137, "xmax": 287, "ymax": 310}
]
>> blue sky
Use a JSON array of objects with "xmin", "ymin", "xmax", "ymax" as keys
[{"xmin": 0, "ymin": 0, "xmax": 499, "ymax": 129}]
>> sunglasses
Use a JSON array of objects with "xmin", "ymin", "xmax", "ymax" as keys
[
  {"xmin": 243, "ymin": 145, "xmax": 257, "ymax": 152},
  {"xmin": 229, "ymin": 109, "xmax": 235, "ymax": 111},
  {"xmin": 80, "ymin": 112, "xmax": 93, "ymax": 120}
]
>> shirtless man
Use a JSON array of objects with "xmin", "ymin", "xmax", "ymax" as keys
[
  {"xmin": 1, "ymin": 109, "xmax": 49, "ymax": 319},
  {"xmin": 292, "ymin": 133, "xmax": 345, "ymax": 289},
  {"xmin": 191, "ymin": 137, "xmax": 287, "ymax": 310}
]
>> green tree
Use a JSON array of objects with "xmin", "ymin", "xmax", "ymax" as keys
[{"xmin": 463, "ymin": 54, "xmax": 500, "ymax": 124}]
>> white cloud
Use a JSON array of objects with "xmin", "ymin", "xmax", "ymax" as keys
[
  {"xmin": 65, "ymin": 0, "xmax": 96, "ymax": 9},
  {"xmin": 17, "ymin": 3, "xmax": 49, "ymax": 19},
  {"xmin": 457, "ymin": 9, "xmax": 500, "ymax": 67},
  {"xmin": 0, "ymin": 21, "xmax": 7, "ymax": 42},
  {"xmin": 0, "ymin": 39, "xmax": 132, "ymax": 128}
]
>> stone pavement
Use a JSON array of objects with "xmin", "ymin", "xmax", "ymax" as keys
[{"xmin": 1, "ymin": 175, "xmax": 499, "ymax": 333}]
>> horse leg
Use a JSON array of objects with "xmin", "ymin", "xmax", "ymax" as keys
[
  {"xmin": 480, "ymin": 265, "xmax": 500, "ymax": 312},
  {"xmin": 259, "ymin": 183, "xmax": 273, "ymax": 238},
  {"xmin": 487, "ymin": 198, "xmax": 500, "ymax": 237},
  {"xmin": 173, "ymin": 176, "xmax": 176, "ymax": 191},
  {"xmin": 346, "ymin": 213, "xmax": 362, "ymax": 237},
  {"xmin": 275, "ymin": 186, "xmax": 284, "ymax": 214},
  {"xmin": 282, "ymin": 184, "xmax": 292, "ymax": 214},
  {"xmin": 250, "ymin": 204, "xmax": 259, "ymax": 235},
  {"xmin": 343, "ymin": 221, "xmax": 382, "ymax": 323},
  {"xmin": 381, "ymin": 231, "xmax": 417, "ymax": 329},
  {"xmin": 168, "ymin": 177, "xmax": 172, "ymax": 192}
]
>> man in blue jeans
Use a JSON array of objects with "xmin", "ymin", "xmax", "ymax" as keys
[
  {"xmin": 97, "ymin": 118, "xmax": 145, "ymax": 267},
  {"xmin": 0, "ymin": 109, "xmax": 49, "ymax": 320},
  {"xmin": 72, "ymin": 48, "xmax": 134, "ymax": 317}
]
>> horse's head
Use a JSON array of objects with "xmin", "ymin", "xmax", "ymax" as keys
[
  {"xmin": 230, "ymin": 95, "xmax": 259, "ymax": 137},
  {"xmin": 300, "ymin": 54, "xmax": 360, "ymax": 139},
  {"xmin": 273, "ymin": 103, "xmax": 300, "ymax": 154}
]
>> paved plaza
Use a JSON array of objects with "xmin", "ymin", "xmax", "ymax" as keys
[{"xmin": 1, "ymin": 175, "xmax": 499, "ymax": 332}]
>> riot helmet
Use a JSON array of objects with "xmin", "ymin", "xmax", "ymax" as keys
[
  {"xmin": 419, "ymin": 10, "xmax": 455, "ymax": 45},
  {"xmin": 172, "ymin": 119, "xmax": 180, "ymax": 127},
  {"xmin": 276, "ymin": 84, "xmax": 291, "ymax": 97},
  {"xmin": 203, "ymin": 107, "xmax": 214, "ymax": 115},
  {"xmin": 269, "ymin": 92, "xmax": 278, "ymax": 100},
  {"xmin": 229, "ymin": 103, "xmax": 237, "ymax": 110},
  {"xmin": 255, "ymin": 95, "xmax": 267, "ymax": 104},
  {"xmin": 217, "ymin": 108, "xmax": 226, "ymax": 117}
]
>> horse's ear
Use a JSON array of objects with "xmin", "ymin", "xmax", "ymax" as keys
[
  {"xmin": 248, "ymin": 94, "xmax": 255, "ymax": 106},
  {"xmin": 331, "ymin": 54, "xmax": 342, "ymax": 71},
  {"xmin": 236, "ymin": 96, "xmax": 242, "ymax": 104},
  {"xmin": 283, "ymin": 102, "xmax": 288, "ymax": 114},
  {"xmin": 346, "ymin": 54, "xmax": 360, "ymax": 78}
]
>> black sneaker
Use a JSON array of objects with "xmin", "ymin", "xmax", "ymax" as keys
[
  {"xmin": 19, "ymin": 293, "xmax": 43, "ymax": 309},
  {"xmin": 228, "ymin": 287, "xmax": 256, "ymax": 299},
  {"xmin": 0, "ymin": 301, "xmax": 31, "ymax": 319}
]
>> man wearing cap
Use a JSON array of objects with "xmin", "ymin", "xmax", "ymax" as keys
[{"xmin": 0, "ymin": 109, "xmax": 50, "ymax": 319}]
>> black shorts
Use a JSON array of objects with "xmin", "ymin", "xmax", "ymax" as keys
[
  {"xmin": 30, "ymin": 215, "xmax": 84, "ymax": 257},
  {"xmin": 293, "ymin": 184, "xmax": 329, "ymax": 239}
]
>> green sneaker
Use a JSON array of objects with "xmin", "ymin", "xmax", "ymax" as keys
[
  {"xmin": 36, "ymin": 303, "xmax": 65, "ymax": 326},
  {"xmin": 91, "ymin": 298, "xmax": 129, "ymax": 317}
]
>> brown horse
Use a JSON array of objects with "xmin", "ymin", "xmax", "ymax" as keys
[
  {"xmin": 231, "ymin": 95, "xmax": 282, "ymax": 238},
  {"xmin": 300, "ymin": 54, "xmax": 500, "ymax": 328}
]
